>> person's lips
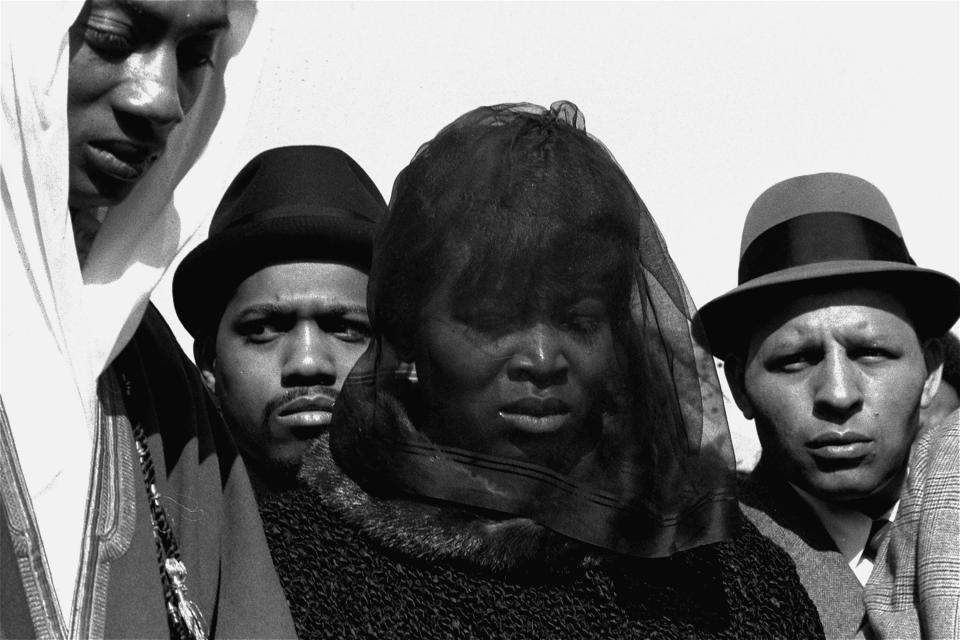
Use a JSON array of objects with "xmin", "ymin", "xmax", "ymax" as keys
[
  {"xmin": 273, "ymin": 395, "xmax": 335, "ymax": 433},
  {"xmin": 806, "ymin": 431, "xmax": 872, "ymax": 460},
  {"xmin": 499, "ymin": 397, "xmax": 571, "ymax": 434},
  {"xmin": 84, "ymin": 140, "xmax": 158, "ymax": 182}
]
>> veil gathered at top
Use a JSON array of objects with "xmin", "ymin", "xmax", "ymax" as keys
[{"xmin": 330, "ymin": 101, "xmax": 737, "ymax": 557}]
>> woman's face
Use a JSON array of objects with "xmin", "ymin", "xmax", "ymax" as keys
[
  {"xmin": 413, "ymin": 274, "xmax": 618, "ymax": 467},
  {"xmin": 67, "ymin": 0, "xmax": 229, "ymax": 209}
]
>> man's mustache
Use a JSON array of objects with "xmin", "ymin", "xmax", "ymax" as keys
[{"xmin": 262, "ymin": 387, "xmax": 340, "ymax": 425}]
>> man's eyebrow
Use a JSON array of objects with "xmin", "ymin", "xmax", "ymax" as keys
[
  {"xmin": 233, "ymin": 302, "xmax": 369, "ymax": 319},
  {"xmin": 761, "ymin": 333, "xmax": 813, "ymax": 354},
  {"xmin": 234, "ymin": 303, "xmax": 289, "ymax": 320}
]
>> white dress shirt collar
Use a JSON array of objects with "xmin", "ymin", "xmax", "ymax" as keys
[{"xmin": 789, "ymin": 483, "xmax": 899, "ymax": 586}]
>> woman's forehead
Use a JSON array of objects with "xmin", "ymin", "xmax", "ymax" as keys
[{"xmin": 427, "ymin": 263, "xmax": 616, "ymax": 314}]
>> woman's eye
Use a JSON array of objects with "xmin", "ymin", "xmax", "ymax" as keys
[
  {"xmin": 563, "ymin": 316, "xmax": 601, "ymax": 335},
  {"xmin": 83, "ymin": 26, "xmax": 134, "ymax": 57},
  {"xmin": 468, "ymin": 314, "xmax": 524, "ymax": 340},
  {"xmin": 557, "ymin": 298, "xmax": 608, "ymax": 336},
  {"xmin": 456, "ymin": 306, "xmax": 513, "ymax": 335},
  {"xmin": 558, "ymin": 308, "xmax": 607, "ymax": 338}
]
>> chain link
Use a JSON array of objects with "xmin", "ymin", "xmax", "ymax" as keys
[{"xmin": 121, "ymin": 372, "xmax": 208, "ymax": 640}]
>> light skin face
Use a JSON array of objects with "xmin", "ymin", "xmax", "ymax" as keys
[
  {"xmin": 725, "ymin": 288, "xmax": 943, "ymax": 517},
  {"xmin": 200, "ymin": 262, "xmax": 371, "ymax": 489},
  {"xmin": 67, "ymin": 0, "xmax": 229, "ymax": 210},
  {"xmin": 412, "ymin": 276, "xmax": 617, "ymax": 468}
]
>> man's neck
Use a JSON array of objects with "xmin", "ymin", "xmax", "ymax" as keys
[
  {"xmin": 836, "ymin": 467, "xmax": 907, "ymax": 520},
  {"xmin": 71, "ymin": 208, "xmax": 102, "ymax": 268},
  {"xmin": 755, "ymin": 456, "xmax": 906, "ymax": 520},
  {"xmin": 245, "ymin": 459, "xmax": 302, "ymax": 504}
]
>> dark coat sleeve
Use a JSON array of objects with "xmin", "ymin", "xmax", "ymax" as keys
[{"xmin": 106, "ymin": 304, "xmax": 296, "ymax": 639}]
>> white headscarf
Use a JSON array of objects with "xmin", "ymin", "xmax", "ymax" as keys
[{"xmin": 1, "ymin": 0, "xmax": 267, "ymax": 617}]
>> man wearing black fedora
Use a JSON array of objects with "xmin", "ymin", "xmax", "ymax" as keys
[
  {"xmin": 173, "ymin": 145, "xmax": 386, "ymax": 497},
  {"xmin": 698, "ymin": 172, "xmax": 959, "ymax": 639}
]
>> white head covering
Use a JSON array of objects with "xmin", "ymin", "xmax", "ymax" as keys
[{"xmin": 1, "ymin": 0, "xmax": 268, "ymax": 617}]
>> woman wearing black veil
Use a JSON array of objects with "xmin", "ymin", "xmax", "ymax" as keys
[{"xmin": 259, "ymin": 101, "xmax": 823, "ymax": 638}]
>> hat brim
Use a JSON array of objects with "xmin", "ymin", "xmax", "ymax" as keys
[
  {"xmin": 697, "ymin": 260, "xmax": 960, "ymax": 358},
  {"xmin": 173, "ymin": 215, "xmax": 375, "ymax": 339}
]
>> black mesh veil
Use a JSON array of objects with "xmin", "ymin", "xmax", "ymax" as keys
[{"xmin": 329, "ymin": 102, "xmax": 737, "ymax": 557}]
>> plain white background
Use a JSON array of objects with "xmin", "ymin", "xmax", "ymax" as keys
[{"xmin": 153, "ymin": 1, "xmax": 960, "ymax": 468}]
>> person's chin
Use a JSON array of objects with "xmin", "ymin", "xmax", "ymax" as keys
[
  {"xmin": 69, "ymin": 168, "xmax": 138, "ymax": 210},
  {"xmin": 802, "ymin": 468, "xmax": 881, "ymax": 503},
  {"xmin": 258, "ymin": 447, "xmax": 308, "ymax": 481},
  {"xmin": 271, "ymin": 438, "xmax": 315, "ymax": 464}
]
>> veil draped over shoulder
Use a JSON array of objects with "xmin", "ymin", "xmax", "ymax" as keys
[{"xmin": 330, "ymin": 101, "xmax": 737, "ymax": 557}]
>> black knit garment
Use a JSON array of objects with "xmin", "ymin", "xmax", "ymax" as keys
[{"xmin": 259, "ymin": 468, "xmax": 824, "ymax": 639}]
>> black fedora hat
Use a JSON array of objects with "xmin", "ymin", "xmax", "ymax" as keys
[
  {"xmin": 698, "ymin": 172, "xmax": 960, "ymax": 358},
  {"xmin": 173, "ymin": 145, "xmax": 387, "ymax": 339}
]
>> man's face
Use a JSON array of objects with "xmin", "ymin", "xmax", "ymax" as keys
[
  {"xmin": 206, "ymin": 262, "xmax": 370, "ymax": 484},
  {"xmin": 67, "ymin": 0, "xmax": 229, "ymax": 209},
  {"xmin": 734, "ymin": 288, "xmax": 940, "ymax": 511}
]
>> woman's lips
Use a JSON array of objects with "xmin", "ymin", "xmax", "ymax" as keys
[
  {"xmin": 500, "ymin": 397, "xmax": 571, "ymax": 434},
  {"xmin": 84, "ymin": 141, "xmax": 153, "ymax": 182},
  {"xmin": 806, "ymin": 431, "xmax": 872, "ymax": 460}
]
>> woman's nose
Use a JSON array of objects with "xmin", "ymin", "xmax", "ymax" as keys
[{"xmin": 506, "ymin": 323, "xmax": 568, "ymax": 385}]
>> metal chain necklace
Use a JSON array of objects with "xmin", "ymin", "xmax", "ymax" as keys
[{"xmin": 120, "ymin": 372, "xmax": 208, "ymax": 640}]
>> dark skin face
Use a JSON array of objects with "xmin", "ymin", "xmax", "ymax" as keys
[
  {"xmin": 412, "ymin": 274, "xmax": 617, "ymax": 469},
  {"xmin": 199, "ymin": 262, "xmax": 371, "ymax": 490},
  {"xmin": 725, "ymin": 288, "xmax": 943, "ymax": 517},
  {"xmin": 67, "ymin": 0, "xmax": 228, "ymax": 210}
]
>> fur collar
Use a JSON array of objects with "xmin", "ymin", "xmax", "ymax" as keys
[{"xmin": 300, "ymin": 434, "xmax": 603, "ymax": 574}]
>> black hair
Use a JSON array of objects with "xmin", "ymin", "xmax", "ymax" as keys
[
  {"xmin": 369, "ymin": 102, "xmax": 696, "ymax": 488},
  {"xmin": 369, "ymin": 102, "xmax": 640, "ymax": 353},
  {"xmin": 330, "ymin": 103, "xmax": 740, "ymax": 555}
]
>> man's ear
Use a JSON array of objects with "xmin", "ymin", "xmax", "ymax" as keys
[
  {"xmin": 919, "ymin": 337, "xmax": 945, "ymax": 409},
  {"xmin": 193, "ymin": 338, "xmax": 219, "ymax": 400},
  {"xmin": 723, "ymin": 355, "xmax": 755, "ymax": 420}
]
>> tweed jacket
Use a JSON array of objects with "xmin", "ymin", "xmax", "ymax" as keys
[
  {"xmin": 739, "ymin": 460, "xmax": 866, "ymax": 639},
  {"xmin": 863, "ymin": 409, "xmax": 960, "ymax": 639}
]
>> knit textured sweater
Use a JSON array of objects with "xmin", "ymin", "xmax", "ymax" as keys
[{"xmin": 259, "ymin": 441, "xmax": 824, "ymax": 639}]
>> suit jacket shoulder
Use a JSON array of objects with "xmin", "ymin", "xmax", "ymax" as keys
[
  {"xmin": 740, "ymin": 462, "xmax": 865, "ymax": 639},
  {"xmin": 863, "ymin": 409, "xmax": 960, "ymax": 639}
]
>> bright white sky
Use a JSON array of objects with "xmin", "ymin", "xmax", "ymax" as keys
[{"xmin": 153, "ymin": 1, "xmax": 960, "ymax": 468}]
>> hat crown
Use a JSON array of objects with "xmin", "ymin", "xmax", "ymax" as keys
[
  {"xmin": 740, "ymin": 172, "xmax": 903, "ymax": 259},
  {"xmin": 697, "ymin": 171, "xmax": 960, "ymax": 358},
  {"xmin": 172, "ymin": 145, "xmax": 386, "ymax": 339},
  {"xmin": 210, "ymin": 145, "xmax": 386, "ymax": 235}
]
